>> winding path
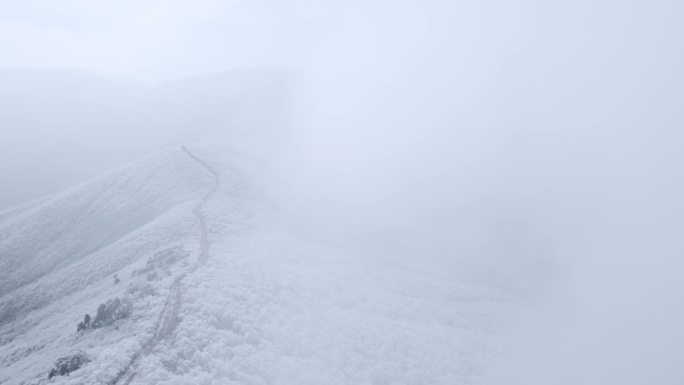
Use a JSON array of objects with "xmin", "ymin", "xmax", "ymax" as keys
[{"xmin": 107, "ymin": 145, "xmax": 219, "ymax": 385}]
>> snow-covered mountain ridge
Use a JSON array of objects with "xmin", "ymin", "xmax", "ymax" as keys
[{"xmin": 0, "ymin": 136, "xmax": 524, "ymax": 385}]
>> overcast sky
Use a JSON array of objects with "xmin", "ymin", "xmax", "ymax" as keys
[{"xmin": 0, "ymin": 0, "xmax": 320, "ymax": 83}]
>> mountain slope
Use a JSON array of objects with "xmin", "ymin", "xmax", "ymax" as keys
[
  {"xmin": 0, "ymin": 145, "xmax": 214, "ymax": 384},
  {"xmin": 0, "ymin": 136, "xmax": 524, "ymax": 385}
]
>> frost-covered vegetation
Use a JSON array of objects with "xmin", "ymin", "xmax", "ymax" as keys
[
  {"xmin": 77, "ymin": 297, "xmax": 132, "ymax": 333},
  {"xmin": 92, "ymin": 298, "xmax": 132, "ymax": 329},
  {"xmin": 133, "ymin": 246, "xmax": 188, "ymax": 281},
  {"xmin": 0, "ymin": 138, "xmax": 526, "ymax": 384},
  {"xmin": 47, "ymin": 351, "xmax": 90, "ymax": 379},
  {"xmin": 76, "ymin": 314, "xmax": 91, "ymax": 333}
]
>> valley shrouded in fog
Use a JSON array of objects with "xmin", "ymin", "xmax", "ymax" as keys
[{"xmin": 1, "ymin": 1, "xmax": 684, "ymax": 384}]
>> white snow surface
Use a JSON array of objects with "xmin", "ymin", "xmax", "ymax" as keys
[{"xmin": 0, "ymin": 136, "xmax": 526, "ymax": 385}]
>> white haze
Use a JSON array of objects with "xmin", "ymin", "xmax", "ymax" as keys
[{"xmin": 2, "ymin": 0, "xmax": 684, "ymax": 384}]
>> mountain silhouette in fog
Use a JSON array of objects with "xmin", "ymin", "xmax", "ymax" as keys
[{"xmin": 0, "ymin": 67, "xmax": 291, "ymax": 209}]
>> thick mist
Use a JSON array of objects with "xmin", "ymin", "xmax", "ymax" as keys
[
  {"xmin": 284, "ymin": 1, "xmax": 684, "ymax": 382},
  {"xmin": 0, "ymin": 68, "xmax": 290, "ymax": 209},
  {"xmin": 2, "ymin": 0, "xmax": 684, "ymax": 383}
]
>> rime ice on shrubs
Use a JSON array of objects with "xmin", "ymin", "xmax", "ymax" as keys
[
  {"xmin": 91, "ymin": 298, "xmax": 132, "ymax": 328},
  {"xmin": 47, "ymin": 351, "xmax": 90, "ymax": 379}
]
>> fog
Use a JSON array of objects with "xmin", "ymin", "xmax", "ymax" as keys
[{"xmin": 2, "ymin": 0, "xmax": 684, "ymax": 383}]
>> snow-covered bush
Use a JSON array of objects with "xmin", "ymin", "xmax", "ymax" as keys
[
  {"xmin": 47, "ymin": 351, "xmax": 90, "ymax": 379},
  {"xmin": 91, "ymin": 297, "xmax": 132, "ymax": 328},
  {"xmin": 133, "ymin": 246, "xmax": 188, "ymax": 281},
  {"xmin": 76, "ymin": 313, "xmax": 91, "ymax": 333}
]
